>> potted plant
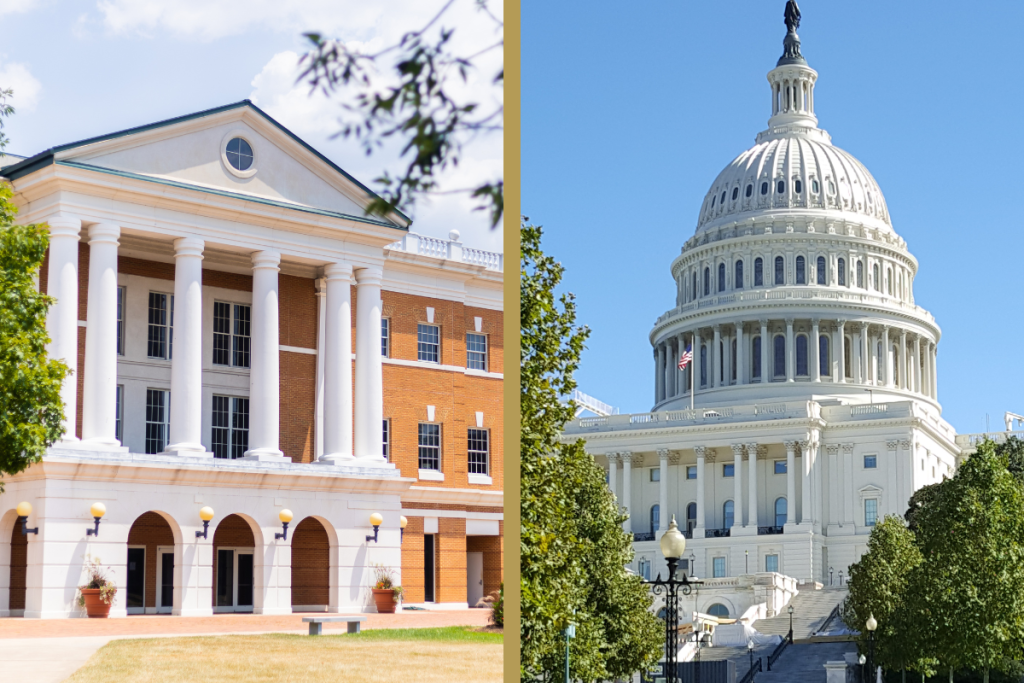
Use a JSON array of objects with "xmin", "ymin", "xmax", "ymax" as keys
[
  {"xmin": 77, "ymin": 555, "xmax": 118, "ymax": 618},
  {"xmin": 370, "ymin": 563, "xmax": 403, "ymax": 614}
]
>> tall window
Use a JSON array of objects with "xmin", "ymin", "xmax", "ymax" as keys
[
  {"xmin": 752, "ymin": 336, "xmax": 762, "ymax": 380},
  {"xmin": 754, "ymin": 257, "xmax": 764, "ymax": 286},
  {"xmin": 145, "ymin": 389, "xmax": 170, "ymax": 454},
  {"xmin": 796, "ymin": 335, "xmax": 808, "ymax": 376},
  {"xmin": 856, "ymin": 260, "xmax": 864, "ymax": 288},
  {"xmin": 865, "ymin": 499, "xmax": 878, "ymax": 526},
  {"xmin": 686, "ymin": 502, "xmax": 697, "ymax": 534},
  {"xmin": 115, "ymin": 385, "xmax": 124, "ymax": 442},
  {"xmin": 796, "ymin": 255, "xmax": 806, "ymax": 284},
  {"xmin": 147, "ymin": 293, "xmax": 173, "ymax": 360},
  {"xmin": 116, "ymin": 286, "xmax": 126, "ymax": 355},
  {"xmin": 723, "ymin": 500, "xmax": 735, "ymax": 528},
  {"xmin": 213, "ymin": 302, "xmax": 251, "ymax": 367},
  {"xmin": 712, "ymin": 558, "xmax": 726, "ymax": 579},
  {"xmin": 383, "ymin": 419, "xmax": 390, "ymax": 460},
  {"xmin": 845, "ymin": 339, "xmax": 853, "ymax": 379},
  {"xmin": 819, "ymin": 335, "xmax": 830, "ymax": 377},
  {"xmin": 468, "ymin": 428, "xmax": 489, "ymax": 475},
  {"xmin": 418, "ymin": 423, "xmax": 441, "ymax": 470},
  {"xmin": 719, "ymin": 340, "xmax": 725, "ymax": 383},
  {"xmin": 731, "ymin": 339, "xmax": 737, "ymax": 382},
  {"xmin": 774, "ymin": 256, "xmax": 784, "ymax": 285},
  {"xmin": 766, "ymin": 555, "xmax": 780, "ymax": 573},
  {"xmin": 734, "ymin": 260, "xmax": 743, "ymax": 289},
  {"xmin": 381, "ymin": 318, "xmax": 390, "ymax": 357},
  {"xmin": 638, "ymin": 557, "xmax": 651, "ymax": 581},
  {"xmin": 212, "ymin": 396, "xmax": 249, "ymax": 459},
  {"xmin": 774, "ymin": 335, "xmax": 786, "ymax": 378},
  {"xmin": 817, "ymin": 256, "xmax": 826, "ymax": 285},
  {"xmin": 466, "ymin": 333, "xmax": 488, "ymax": 370},
  {"xmin": 887, "ymin": 268, "xmax": 893, "ymax": 295},
  {"xmin": 838, "ymin": 258, "xmax": 847, "ymax": 286},
  {"xmin": 650, "ymin": 505, "xmax": 660, "ymax": 534},
  {"xmin": 651, "ymin": 468, "xmax": 661, "ymax": 482},
  {"xmin": 417, "ymin": 324, "xmax": 440, "ymax": 363},
  {"xmin": 775, "ymin": 497, "xmax": 788, "ymax": 526},
  {"xmin": 873, "ymin": 263, "xmax": 880, "ymax": 290},
  {"xmin": 700, "ymin": 345, "xmax": 708, "ymax": 387},
  {"xmin": 718, "ymin": 263, "xmax": 726, "ymax": 292},
  {"xmin": 691, "ymin": 272, "xmax": 696, "ymax": 301},
  {"xmin": 703, "ymin": 267, "xmax": 710, "ymax": 296}
]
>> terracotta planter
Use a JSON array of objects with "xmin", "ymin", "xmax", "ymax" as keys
[
  {"xmin": 372, "ymin": 588, "xmax": 397, "ymax": 614},
  {"xmin": 80, "ymin": 588, "xmax": 112, "ymax": 618}
]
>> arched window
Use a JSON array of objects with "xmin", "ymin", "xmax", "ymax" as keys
[
  {"xmin": 796, "ymin": 335, "xmax": 808, "ymax": 376},
  {"xmin": 719, "ymin": 340, "xmax": 725, "ymax": 384},
  {"xmin": 796, "ymin": 255, "xmax": 806, "ymax": 284},
  {"xmin": 650, "ymin": 505, "xmax": 660, "ymax": 533},
  {"xmin": 723, "ymin": 500, "xmax": 735, "ymax": 528},
  {"xmin": 857, "ymin": 260, "xmax": 864, "ymax": 288},
  {"xmin": 754, "ymin": 257, "xmax": 764, "ymax": 286},
  {"xmin": 887, "ymin": 268, "xmax": 893, "ymax": 295},
  {"xmin": 732, "ymin": 187, "xmax": 739, "ymax": 201},
  {"xmin": 812, "ymin": 179, "xmax": 820, "ymax": 194},
  {"xmin": 838, "ymin": 258, "xmax": 847, "ymax": 286},
  {"xmin": 686, "ymin": 502, "xmax": 697, "ymax": 534},
  {"xmin": 777, "ymin": 180, "xmax": 786, "ymax": 194},
  {"xmin": 735, "ymin": 260, "xmax": 744, "ymax": 289},
  {"xmin": 711, "ymin": 194, "xmax": 716, "ymax": 208},
  {"xmin": 703, "ymin": 267, "xmax": 710, "ymax": 296},
  {"xmin": 718, "ymin": 263, "xmax": 726, "ymax": 292},
  {"xmin": 877, "ymin": 341, "xmax": 884, "ymax": 380},
  {"xmin": 746, "ymin": 184, "xmax": 753, "ymax": 198},
  {"xmin": 774, "ymin": 334, "xmax": 786, "ymax": 378},
  {"xmin": 731, "ymin": 338, "xmax": 738, "ymax": 382},
  {"xmin": 761, "ymin": 181, "xmax": 769, "ymax": 196},
  {"xmin": 707, "ymin": 603, "xmax": 730, "ymax": 618},
  {"xmin": 774, "ymin": 256, "xmax": 785, "ymax": 285},
  {"xmin": 752, "ymin": 336, "xmax": 762, "ymax": 380},
  {"xmin": 817, "ymin": 256, "xmax": 826, "ymax": 285},
  {"xmin": 873, "ymin": 263, "xmax": 880, "ymax": 290},
  {"xmin": 692, "ymin": 272, "xmax": 697, "ymax": 301},
  {"xmin": 700, "ymin": 345, "xmax": 708, "ymax": 387},
  {"xmin": 795, "ymin": 179, "xmax": 803, "ymax": 194},
  {"xmin": 893, "ymin": 345, "xmax": 900, "ymax": 387},
  {"xmin": 775, "ymin": 497, "xmax": 788, "ymax": 526},
  {"xmin": 720, "ymin": 191, "xmax": 726, "ymax": 205},
  {"xmin": 819, "ymin": 335, "xmax": 830, "ymax": 377},
  {"xmin": 845, "ymin": 337, "xmax": 853, "ymax": 378}
]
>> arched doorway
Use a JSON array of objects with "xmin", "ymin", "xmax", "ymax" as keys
[
  {"xmin": 212, "ymin": 514, "xmax": 255, "ymax": 613},
  {"xmin": 125, "ymin": 512, "xmax": 178, "ymax": 614},
  {"xmin": 291, "ymin": 517, "xmax": 330, "ymax": 612},
  {"xmin": 6, "ymin": 511, "xmax": 26, "ymax": 616}
]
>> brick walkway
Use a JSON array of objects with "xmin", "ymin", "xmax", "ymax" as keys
[{"xmin": 0, "ymin": 608, "xmax": 492, "ymax": 639}]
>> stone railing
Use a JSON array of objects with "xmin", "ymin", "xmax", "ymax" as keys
[
  {"xmin": 633, "ymin": 531, "xmax": 655, "ymax": 542},
  {"xmin": 757, "ymin": 526, "xmax": 784, "ymax": 535},
  {"xmin": 564, "ymin": 400, "xmax": 818, "ymax": 435},
  {"xmin": 705, "ymin": 528, "xmax": 731, "ymax": 538},
  {"xmin": 956, "ymin": 431, "xmax": 1024, "ymax": 449},
  {"xmin": 387, "ymin": 231, "xmax": 503, "ymax": 271}
]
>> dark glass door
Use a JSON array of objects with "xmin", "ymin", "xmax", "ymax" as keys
[
  {"xmin": 424, "ymin": 534, "xmax": 435, "ymax": 603},
  {"xmin": 127, "ymin": 548, "xmax": 145, "ymax": 609},
  {"xmin": 216, "ymin": 549, "xmax": 234, "ymax": 607},
  {"xmin": 160, "ymin": 552, "xmax": 174, "ymax": 608},
  {"xmin": 236, "ymin": 553, "xmax": 254, "ymax": 608}
]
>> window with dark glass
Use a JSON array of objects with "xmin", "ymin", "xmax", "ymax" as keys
[
  {"xmin": 383, "ymin": 419, "xmax": 390, "ymax": 460},
  {"xmin": 857, "ymin": 260, "xmax": 864, "ymax": 288},
  {"xmin": 817, "ymin": 256, "xmax": 826, "ymax": 285},
  {"xmin": 723, "ymin": 463, "xmax": 734, "ymax": 477},
  {"xmin": 719, "ymin": 340, "xmax": 725, "ymax": 384},
  {"xmin": 761, "ymin": 182, "xmax": 769, "ymax": 195},
  {"xmin": 718, "ymin": 263, "xmax": 725, "ymax": 292},
  {"xmin": 777, "ymin": 180, "xmax": 785, "ymax": 194},
  {"xmin": 734, "ymin": 260, "xmax": 743, "ymax": 289},
  {"xmin": 720, "ymin": 191, "xmax": 726, "ymax": 204},
  {"xmin": 213, "ymin": 302, "xmax": 251, "ymax": 368},
  {"xmin": 796, "ymin": 335, "xmax": 808, "ymax": 376},
  {"xmin": 418, "ymin": 423, "xmax": 441, "ymax": 470},
  {"xmin": 774, "ymin": 256, "xmax": 784, "ymax": 285},
  {"xmin": 723, "ymin": 500, "xmax": 735, "ymax": 528},
  {"xmin": 731, "ymin": 339, "xmax": 737, "ymax": 382},
  {"xmin": 711, "ymin": 194, "xmax": 716, "ymax": 207},
  {"xmin": 147, "ymin": 293, "xmax": 173, "ymax": 360},
  {"xmin": 145, "ymin": 389, "xmax": 170, "ymax": 454},
  {"xmin": 774, "ymin": 460, "xmax": 786, "ymax": 474},
  {"xmin": 212, "ymin": 395, "xmax": 249, "ymax": 459},
  {"xmin": 795, "ymin": 179, "xmax": 803, "ymax": 194},
  {"xmin": 686, "ymin": 503, "xmax": 697, "ymax": 534},
  {"xmin": 774, "ymin": 335, "xmax": 786, "ymax": 378},
  {"xmin": 700, "ymin": 345, "xmax": 708, "ymax": 387},
  {"xmin": 467, "ymin": 333, "xmax": 487, "ymax": 370},
  {"xmin": 845, "ymin": 339, "xmax": 853, "ymax": 378},
  {"xmin": 468, "ymin": 428, "xmax": 489, "ymax": 475},
  {"xmin": 650, "ymin": 505, "xmax": 660, "ymax": 533},
  {"xmin": 746, "ymin": 184, "xmax": 753, "ymax": 198},
  {"xmin": 115, "ymin": 385, "xmax": 124, "ymax": 442},
  {"xmin": 381, "ymin": 318, "xmax": 390, "ymax": 357},
  {"xmin": 873, "ymin": 264, "xmax": 880, "ymax": 290},
  {"xmin": 864, "ymin": 454, "xmax": 877, "ymax": 469},
  {"xmin": 796, "ymin": 255, "xmax": 806, "ymax": 284},
  {"xmin": 731, "ymin": 187, "xmax": 738, "ymax": 201},
  {"xmin": 819, "ymin": 335, "xmax": 830, "ymax": 377},
  {"xmin": 226, "ymin": 137, "xmax": 254, "ymax": 171},
  {"xmin": 754, "ymin": 257, "xmax": 763, "ymax": 286},
  {"xmin": 838, "ymin": 258, "xmax": 847, "ymax": 286},
  {"xmin": 703, "ymin": 267, "xmax": 710, "ymax": 296},
  {"xmin": 812, "ymin": 179, "xmax": 820, "ymax": 194},
  {"xmin": 752, "ymin": 336, "xmax": 762, "ymax": 379},
  {"xmin": 418, "ymin": 324, "xmax": 441, "ymax": 363},
  {"xmin": 691, "ymin": 272, "xmax": 697, "ymax": 301},
  {"xmin": 775, "ymin": 497, "xmax": 787, "ymax": 526},
  {"xmin": 117, "ymin": 286, "xmax": 125, "ymax": 355}
]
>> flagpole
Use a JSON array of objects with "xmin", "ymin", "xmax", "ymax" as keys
[{"xmin": 690, "ymin": 336, "xmax": 695, "ymax": 413}]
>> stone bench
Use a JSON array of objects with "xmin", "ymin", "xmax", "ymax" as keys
[{"xmin": 302, "ymin": 616, "xmax": 367, "ymax": 636}]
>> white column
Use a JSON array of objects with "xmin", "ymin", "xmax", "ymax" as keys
[
  {"xmin": 930, "ymin": 343, "xmax": 938, "ymax": 399},
  {"xmin": 165, "ymin": 237, "xmax": 209, "ymax": 456},
  {"xmin": 827, "ymin": 444, "xmax": 839, "ymax": 530},
  {"xmin": 664, "ymin": 338, "xmax": 675, "ymax": 398},
  {"xmin": 798, "ymin": 440, "xmax": 811, "ymax": 525},
  {"xmin": 354, "ymin": 267, "xmax": 385, "ymax": 460},
  {"xmin": 883, "ymin": 326, "xmax": 894, "ymax": 387},
  {"xmin": 810, "ymin": 319, "xmax": 821, "ymax": 382},
  {"xmin": 694, "ymin": 331, "xmax": 703, "ymax": 393},
  {"xmin": 760, "ymin": 319, "xmax": 769, "ymax": 383},
  {"xmin": 320, "ymin": 263, "xmax": 354, "ymax": 462},
  {"xmin": 732, "ymin": 444, "xmax": 743, "ymax": 531},
  {"xmin": 785, "ymin": 318, "xmax": 795, "ymax": 382},
  {"xmin": 607, "ymin": 453, "xmax": 619, "ymax": 501},
  {"xmin": 836, "ymin": 320, "xmax": 846, "ymax": 383},
  {"xmin": 921, "ymin": 340, "xmax": 931, "ymax": 397},
  {"xmin": 712, "ymin": 325, "xmax": 721, "ymax": 388},
  {"xmin": 737, "ymin": 324, "xmax": 747, "ymax": 386},
  {"xmin": 658, "ymin": 449, "xmax": 670, "ymax": 533},
  {"xmin": 314, "ymin": 278, "xmax": 327, "ymax": 458},
  {"xmin": 785, "ymin": 441, "xmax": 796, "ymax": 529},
  {"xmin": 913, "ymin": 336, "xmax": 922, "ymax": 393},
  {"xmin": 622, "ymin": 452, "xmax": 633, "ymax": 533},
  {"xmin": 746, "ymin": 442, "xmax": 758, "ymax": 529},
  {"xmin": 81, "ymin": 223, "xmax": 124, "ymax": 448},
  {"xmin": 899, "ymin": 329, "xmax": 908, "ymax": 390},
  {"xmin": 694, "ymin": 447, "xmax": 706, "ymax": 533},
  {"xmin": 244, "ymin": 251, "xmax": 285, "ymax": 461},
  {"xmin": 655, "ymin": 345, "xmax": 664, "ymax": 403},
  {"xmin": 45, "ymin": 216, "xmax": 82, "ymax": 443},
  {"xmin": 676, "ymin": 333, "xmax": 686, "ymax": 396},
  {"xmin": 861, "ymin": 323, "xmax": 871, "ymax": 384}
]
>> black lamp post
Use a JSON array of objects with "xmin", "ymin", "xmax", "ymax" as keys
[
  {"xmin": 787, "ymin": 604, "xmax": 794, "ymax": 642},
  {"xmin": 858, "ymin": 654, "xmax": 866, "ymax": 683},
  {"xmin": 747, "ymin": 640, "xmax": 754, "ymax": 676},
  {"xmin": 643, "ymin": 515, "xmax": 702, "ymax": 683},
  {"xmin": 865, "ymin": 613, "xmax": 877, "ymax": 680}
]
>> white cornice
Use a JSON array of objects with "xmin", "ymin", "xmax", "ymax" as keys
[{"xmin": 401, "ymin": 485, "xmax": 504, "ymax": 508}]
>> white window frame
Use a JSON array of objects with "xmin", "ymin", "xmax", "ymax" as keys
[
  {"xmin": 774, "ymin": 459, "xmax": 787, "ymax": 474},
  {"xmin": 213, "ymin": 547, "xmax": 255, "ymax": 613},
  {"xmin": 723, "ymin": 463, "xmax": 735, "ymax": 478},
  {"xmin": 155, "ymin": 545, "xmax": 174, "ymax": 614},
  {"xmin": 381, "ymin": 318, "xmax": 391, "ymax": 358},
  {"xmin": 212, "ymin": 301, "xmax": 251, "ymax": 368},
  {"xmin": 211, "ymin": 395, "xmax": 249, "ymax": 459},
  {"xmin": 418, "ymin": 422, "xmax": 442, "ymax": 477},
  {"xmin": 686, "ymin": 465, "xmax": 697, "ymax": 480},
  {"xmin": 116, "ymin": 286, "xmax": 126, "ymax": 355},
  {"xmin": 417, "ymin": 323, "xmax": 441, "ymax": 363},
  {"xmin": 765, "ymin": 554, "xmax": 780, "ymax": 573},
  {"xmin": 147, "ymin": 292, "xmax": 173, "ymax": 360},
  {"xmin": 863, "ymin": 454, "xmax": 878, "ymax": 469},
  {"xmin": 466, "ymin": 332, "xmax": 488, "ymax": 371},
  {"xmin": 650, "ymin": 468, "xmax": 661, "ymax": 482},
  {"xmin": 145, "ymin": 388, "xmax": 170, "ymax": 454},
  {"xmin": 712, "ymin": 556, "xmax": 727, "ymax": 578},
  {"xmin": 864, "ymin": 498, "xmax": 879, "ymax": 527},
  {"xmin": 467, "ymin": 428, "xmax": 489, "ymax": 476}
]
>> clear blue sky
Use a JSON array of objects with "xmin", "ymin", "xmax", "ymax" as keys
[{"xmin": 523, "ymin": 0, "xmax": 1022, "ymax": 436}]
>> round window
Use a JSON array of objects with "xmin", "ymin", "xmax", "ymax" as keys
[{"xmin": 226, "ymin": 137, "xmax": 254, "ymax": 171}]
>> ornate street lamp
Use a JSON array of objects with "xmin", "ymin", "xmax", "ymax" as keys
[
  {"xmin": 747, "ymin": 640, "xmax": 754, "ymax": 675},
  {"xmin": 865, "ymin": 613, "xmax": 877, "ymax": 680},
  {"xmin": 787, "ymin": 604, "xmax": 794, "ymax": 641},
  {"xmin": 858, "ymin": 654, "xmax": 867, "ymax": 683},
  {"xmin": 643, "ymin": 515, "xmax": 702, "ymax": 683}
]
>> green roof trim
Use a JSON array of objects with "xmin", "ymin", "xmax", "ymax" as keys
[
  {"xmin": 0, "ymin": 99, "xmax": 411, "ymax": 227},
  {"xmin": 58, "ymin": 160, "xmax": 405, "ymax": 230}
]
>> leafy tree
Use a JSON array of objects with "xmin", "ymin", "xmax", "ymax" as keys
[
  {"xmin": 0, "ymin": 183, "xmax": 69, "ymax": 487},
  {"xmin": 904, "ymin": 481, "xmax": 945, "ymax": 535},
  {"xmin": 300, "ymin": 0, "xmax": 503, "ymax": 227},
  {"xmin": 520, "ymin": 219, "xmax": 662, "ymax": 681},
  {"xmin": 995, "ymin": 436, "xmax": 1024, "ymax": 486}
]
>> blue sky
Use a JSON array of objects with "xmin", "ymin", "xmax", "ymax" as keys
[
  {"xmin": 0, "ymin": 0, "xmax": 502, "ymax": 251},
  {"xmin": 523, "ymin": 0, "xmax": 1023, "ymax": 435}
]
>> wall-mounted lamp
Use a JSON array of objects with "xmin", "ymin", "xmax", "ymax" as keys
[
  {"xmin": 400, "ymin": 516, "xmax": 408, "ymax": 544},
  {"xmin": 86, "ymin": 502, "xmax": 106, "ymax": 537},
  {"xmin": 276, "ymin": 509, "xmax": 293, "ymax": 540},
  {"xmin": 16, "ymin": 501, "xmax": 38, "ymax": 535},
  {"xmin": 366, "ymin": 512, "xmax": 383, "ymax": 543},
  {"xmin": 195, "ymin": 506, "xmax": 215, "ymax": 539}
]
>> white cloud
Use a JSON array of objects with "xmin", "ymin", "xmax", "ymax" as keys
[
  {"xmin": 0, "ymin": 0, "xmax": 39, "ymax": 17},
  {"xmin": 0, "ymin": 62, "xmax": 41, "ymax": 112}
]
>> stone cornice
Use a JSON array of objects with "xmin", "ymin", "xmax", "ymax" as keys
[{"xmin": 402, "ymin": 485, "xmax": 504, "ymax": 508}]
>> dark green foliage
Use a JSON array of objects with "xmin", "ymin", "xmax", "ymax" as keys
[
  {"xmin": 520, "ymin": 219, "xmax": 662, "ymax": 681},
  {"xmin": 904, "ymin": 481, "xmax": 944, "ymax": 535},
  {"xmin": 491, "ymin": 583, "xmax": 503, "ymax": 627}
]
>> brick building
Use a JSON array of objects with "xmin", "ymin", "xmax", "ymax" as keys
[{"xmin": 0, "ymin": 101, "xmax": 503, "ymax": 618}]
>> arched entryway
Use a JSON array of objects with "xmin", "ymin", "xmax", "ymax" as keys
[
  {"xmin": 4, "ymin": 510, "xmax": 26, "ymax": 616},
  {"xmin": 125, "ymin": 512, "xmax": 179, "ymax": 615},
  {"xmin": 212, "ymin": 514, "xmax": 256, "ymax": 613},
  {"xmin": 290, "ymin": 517, "xmax": 330, "ymax": 612}
]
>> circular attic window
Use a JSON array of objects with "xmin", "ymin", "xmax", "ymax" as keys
[{"xmin": 226, "ymin": 137, "xmax": 254, "ymax": 171}]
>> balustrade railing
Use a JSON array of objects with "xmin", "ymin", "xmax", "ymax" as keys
[
  {"xmin": 705, "ymin": 528, "xmax": 731, "ymax": 538},
  {"xmin": 634, "ymin": 532, "xmax": 655, "ymax": 542},
  {"xmin": 757, "ymin": 526, "xmax": 784, "ymax": 535},
  {"xmin": 386, "ymin": 232, "xmax": 503, "ymax": 271}
]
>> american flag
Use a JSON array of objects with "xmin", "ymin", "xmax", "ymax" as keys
[{"xmin": 678, "ymin": 344, "xmax": 693, "ymax": 370}]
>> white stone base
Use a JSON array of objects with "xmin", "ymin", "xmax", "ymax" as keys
[{"xmin": 400, "ymin": 602, "xmax": 472, "ymax": 611}]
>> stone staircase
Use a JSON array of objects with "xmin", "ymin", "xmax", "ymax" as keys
[
  {"xmin": 753, "ymin": 587, "xmax": 849, "ymax": 640},
  {"xmin": 690, "ymin": 642, "xmax": 777, "ymax": 681},
  {"xmin": 757, "ymin": 642, "xmax": 857, "ymax": 682}
]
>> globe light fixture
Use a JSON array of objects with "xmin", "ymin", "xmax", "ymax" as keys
[
  {"xmin": 16, "ymin": 501, "xmax": 38, "ymax": 536},
  {"xmin": 276, "ymin": 509, "xmax": 294, "ymax": 540},
  {"xmin": 866, "ymin": 613, "xmax": 877, "ymax": 678},
  {"xmin": 86, "ymin": 502, "xmax": 106, "ymax": 537},
  {"xmin": 400, "ymin": 515, "xmax": 408, "ymax": 544},
  {"xmin": 366, "ymin": 512, "xmax": 384, "ymax": 543},
  {"xmin": 659, "ymin": 515, "xmax": 687, "ymax": 561},
  {"xmin": 865, "ymin": 614, "xmax": 877, "ymax": 632},
  {"xmin": 196, "ymin": 506, "xmax": 215, "ymax": 539}
]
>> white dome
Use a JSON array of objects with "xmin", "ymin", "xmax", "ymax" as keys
[{"xmin": 696, "ymin": 135, "xmax": 891, "ymax": 235}]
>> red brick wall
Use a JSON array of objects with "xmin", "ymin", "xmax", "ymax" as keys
[
  {"xmin": 437, "ymin": 517, "xmax": 467, "ymax": 604},
  {"xmin": 278, "ymin": 274, "xmax": 318, "ymax": 463},
  {"xmin": 211, "ymin": 514, "xmax": 255, "ymax": 605},
  {"xmin": 401, "ymin": 517, "xmax": 426, "ymax": 602},
  {"xmin": 8, "ymin": 522, "xmax": 26, "ymax": 611},
  {"xmin": 126, "ymin": 512, "xmax": 175, "ymax": 609},
  {"xmin": 467, "ymin": 532, "xmax": 503, "ymax": 598},
  {"xmin": 290, "ymin": 517, "xmax": 330, "ymax": 608}
]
